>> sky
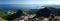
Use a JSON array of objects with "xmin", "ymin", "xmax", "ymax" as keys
[
  {"xmin": 0, "ymin": 0, "xmax": 60, "ymax": 5},
  {"xmin": 0, "ymin": 0, "xmax": 60, "ymax": 10}
]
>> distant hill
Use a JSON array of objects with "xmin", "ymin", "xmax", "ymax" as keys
[
  {"xmin": 1, "ymin": 4, "xmax": 60, "ymax": 10},
  {"xmin": 29, "ymin": 9, "xmax": 39, "ymax": 14},
  {"xmin": 43, "ymin": 5, "xmax": 60, "ymax": 8},
  {"xmin": 0, "ymin": 4, "xmax": 42, "ymax": 10},
  {"xmin": 0, "ymin": 4, "xmax": 26, "ymax": 10}
]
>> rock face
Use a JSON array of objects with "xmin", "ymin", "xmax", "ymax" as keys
[
  {"xmin": 3, "ymin": 10, "xmax": 24, "ymax": 20},
  {"xmin": 43, "ymin": 18, "xmax": 49, "ymax": 21},
  {"xmin": 33, "ymin": 7, "xmax": 52, "ymax": 18}
]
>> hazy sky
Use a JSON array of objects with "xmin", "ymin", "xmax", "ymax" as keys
[
  {"xmin": 0, "ymin": 0, "xmax": 60, "ymax": 10},
  {"xmin": 0, "ymin": 0, "xmax": 60, "ymax": 5}
]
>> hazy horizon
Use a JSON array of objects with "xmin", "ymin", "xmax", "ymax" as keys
[{"xmin": 0, "ymin": 0, "xmax": 60, "ymax": 10}]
